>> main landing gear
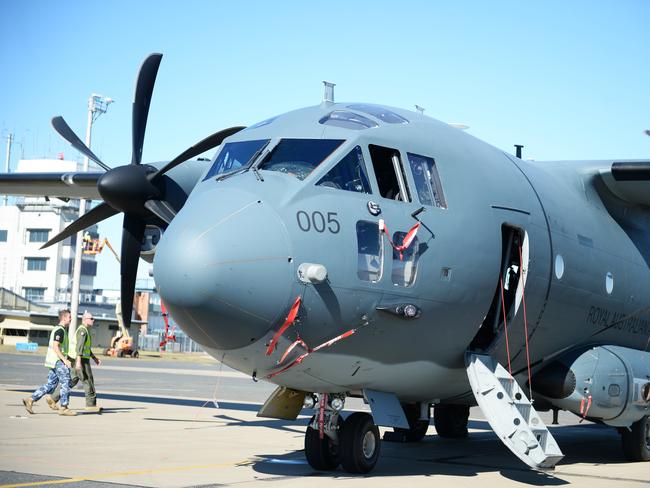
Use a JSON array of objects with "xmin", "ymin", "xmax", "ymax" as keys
[
  {"xmin": 433, "ymin": 404, "xmax": 470, "ymax": 438},
  {"xmin": 621, "ymin": 415, "xmax": 650, "ymax": 462},
  {"xmin": 304, "ymin": 395, "xmax": 381, "ymax": 474}
]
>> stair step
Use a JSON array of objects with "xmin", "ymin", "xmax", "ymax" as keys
[{"xmin": 466, "ymin": 352, "xmax": 564, "ymax": 470}]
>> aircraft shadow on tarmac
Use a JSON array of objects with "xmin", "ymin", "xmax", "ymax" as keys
[
  {"xmin": 8, "ymin": 388, "xmax": 633, "ymax": 484},
  {"xmin": 249, "ymin": 423, "xmax": 630, "ymax": 484}
]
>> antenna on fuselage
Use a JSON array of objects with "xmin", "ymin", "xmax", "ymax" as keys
[
  {"xmin": 323, "ymin": 81, "xmax": 336, "ymax": 103},
  {"xmin": 415, "ymin": 105, "xmax": 425, "ymax": 115},
  {"xmin": 515, "ymin": 144, "xmax": 524, "ymax": 159}
]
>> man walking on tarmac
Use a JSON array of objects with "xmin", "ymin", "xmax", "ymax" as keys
[
  {"xmin": 23, "ymin": 309, "xmax": 76, "ymax": 416},
  {"xmin": 49, "ymin": 311, "xmax": 102, "ymax": 412}
]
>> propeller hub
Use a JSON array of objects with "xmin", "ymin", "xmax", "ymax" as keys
[{"xmin": 98, "ymin": 164, "xmax": 160, "ymax": 216}]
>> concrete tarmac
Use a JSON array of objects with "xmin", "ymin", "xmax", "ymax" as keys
[{"xmin": 0, "ymin": 352, "xmax": 648, "ymax": 488}]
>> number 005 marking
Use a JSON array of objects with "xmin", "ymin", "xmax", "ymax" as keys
[{"xmin": 296, "ymin": 211, "xmax": 340, "ymax": 234}]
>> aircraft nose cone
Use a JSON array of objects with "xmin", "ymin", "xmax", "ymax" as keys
[{"xmin": 154, "ymin": 188, "xmax": 293, "ymax": 350}]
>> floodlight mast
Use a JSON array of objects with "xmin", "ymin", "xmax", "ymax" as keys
[
  {"xmin": 69, "ymin": 94, "xmax": 113, "ymax": 335},
  {"xmin": 3, "ymin": 133, "xmax": 12, "ymax": 206}
]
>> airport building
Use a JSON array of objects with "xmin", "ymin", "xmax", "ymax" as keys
[
  {"xmin": 0, "ymin": 158, "xmax": 200, "ymax": 353},
  {"xmin": 0, "ymin": 159, "xmax": 98, "ymax": 304}
]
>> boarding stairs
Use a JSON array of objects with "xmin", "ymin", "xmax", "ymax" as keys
[{"xmin": 466, "ymin": 353, "xmax": 564, "ymax": 469}]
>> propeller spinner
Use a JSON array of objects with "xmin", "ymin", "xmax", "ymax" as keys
[{"xmin": 43, "ymin": 53, "xmax": 244, "ymax": 328}]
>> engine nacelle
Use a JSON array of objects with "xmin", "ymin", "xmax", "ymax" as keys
[{"xmin": 532, "ymin": 345, "xmax": 650, "ymax": 427}]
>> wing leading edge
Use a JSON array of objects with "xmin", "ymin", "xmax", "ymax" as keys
[
  {"xmin": 0, "ymin": 172, "xmax": 103, "ymax": 200},
  {"xmin": 600, "ymin": 161, "xmax": 650, "ymax": 207}
]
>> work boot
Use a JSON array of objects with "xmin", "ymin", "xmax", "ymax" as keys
[
  {"xmin": 84, "ymin": 405, "xmax": 102, "ymax": 413},
  {"xmin": 58, "ymin": 406, "xmax": 77, "ymax": 416},
  {"xmin": 45, "ymin": 395, "xmax": 58, "ymax": 411},
  {"xmin": 22, "ymin": 397, "xmax": 34, "ymax": 414}
]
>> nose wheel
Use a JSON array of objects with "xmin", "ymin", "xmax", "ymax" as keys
[
  {"xmin": 304, "ymin": 415, "xmax": 342, "ymax": 470},
  {"xmin": 339, "ymin": 412, "xmax": 381, "ymax": 473},
  {"xmin": 304, "ymin": 411, "xmax": 381, "ymax": 474}
]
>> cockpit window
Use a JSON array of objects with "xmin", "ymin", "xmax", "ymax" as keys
[
  {"xmin": 259, "ymin": 139, "xmax": 344, "ymax": 181},
  {"xmin": 319, "ymin": 111, "xmax": 379, "ymax": 130},
  {"xmin": 316, "ymin": 146, "xmax": 372, "ymax": 193},
  {"xmin": 407, "ymin": 153, "xmax": 447, "ymax": 208},
  {"xmin": 203, "ymin": 139, "xmax": 270, "ymax": 180},
  {"xmin": 368, "ymin": 145, "xmax": 411, "ymax": 202},
  {"xmin": 347, "ymin": 104, "xmax": 409, "ymax": 124}
]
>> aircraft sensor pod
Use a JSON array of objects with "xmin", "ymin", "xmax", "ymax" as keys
[{"xmin": 298, "ymin": 263, "xmax": 328, "ymax": 284}]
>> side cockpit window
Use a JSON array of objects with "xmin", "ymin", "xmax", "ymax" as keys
[
  {"xmin": 368, "ymin": 145, "xmax": 411, "ymax": 202},
  {"xmin": 357, "ymin": 221, "xmax": 382, "ymax": 282},
  {"xmin": 203, "ymin": 139, "xmax": 269, "ymax": 180},
  {"xmin": 408, "ymin": 153, "xmax": 447, "ymax": 208},
  {"xmin": 316, "ymin": 146, "xmax": 372, "ymax": 193}
]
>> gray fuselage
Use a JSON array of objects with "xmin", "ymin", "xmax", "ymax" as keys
[{"xmin": 153, "ymin": 103, "xmax": 650, "ymax": 403}]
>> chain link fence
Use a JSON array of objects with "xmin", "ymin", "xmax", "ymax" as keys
[{"xmin": 138, "ymin": 332, "xmax": 204, "ymax": 353}]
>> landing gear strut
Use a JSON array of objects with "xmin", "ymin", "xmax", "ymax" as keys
[{"xmin": 303, "ymin": 395, "xmax": 381, "ymax": 474}]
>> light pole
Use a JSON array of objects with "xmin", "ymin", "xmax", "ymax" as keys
[
  {"xmin": 69, "ymin": 94, "xmax": 113, "ymax": 335},
  {"xmin": 3, "ymin": 133, "xmax": 12, "ymax": 206}
]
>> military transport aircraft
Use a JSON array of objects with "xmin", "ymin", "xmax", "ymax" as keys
[{"xmin": 1, "ymin": 53, "xmax": 648, "ymax": 474}]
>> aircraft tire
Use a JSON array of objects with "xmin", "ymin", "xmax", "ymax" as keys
[
  {"xmin": 393, "ymin": 403, "xmax": 429, "ymax": 442},
  {"xmin": 304, "ymin": 416, "xmax": 341, "ymax": 471},
  {"xmin": 621, "ymin": 416, "xmax": 650, "ymax": 462},
  {"xmin": 340, "ymin": 412, "xmax": 381, "ymax": 473},
  {"xmin": 434, "ymin": 404, "xmax": 469, "ymax": 438}
]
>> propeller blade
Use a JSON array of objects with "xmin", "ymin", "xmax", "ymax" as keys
[
  {"xmin": 151, "ymin": 126, "xmax": 246, "ymax": 180},
  {"xmin": 40, "ymin": 202, "xmax": 118, "ymax": 249},
  {"xmin": 144, "ymin": 199, "xmax": 176, "ymax": 225},
  {"xmin": 132, "ymin": 53, "xmax": 163, "ymax": 166},
  {"xmin": 120, "ymin": 214, "xmax": 146, "ymax": 329},
  {"xmin": 51, "ymin": 117, "xmax": 111, "ymax": 172}
]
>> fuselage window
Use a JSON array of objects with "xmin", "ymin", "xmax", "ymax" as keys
[
  {"xmin": 391, "ymin": 232, "xmax": 420, "ymax": 287},
  {"xmin": 357, "ymin": 221, "xmax": 383, "ymax": 282},
  {"xmin": 346, "ymin": 104, "xmax": 409, "ymax": 124},
  {"xmin": 319, "ymin": 111, "xmax": 379, "ymax": 130},
  {"xmin": 368, "ymin": 145, "xmax": 411, "ymax": 202},
  {"xmin": 316, "ymin": 146, "xmax": 372, "ymax": 193},
  {"xmin": 259, "ymin": 139, "xmax": 345, "ymax": 181},
  {"xmin": 203, "ymin": 139, "xmax": 270, "ymax": 180},
  {"xmin": 407, "ymin": 152, "xmax": 447, "ymax": 208}
]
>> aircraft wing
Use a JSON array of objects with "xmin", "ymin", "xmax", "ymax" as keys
[
  {"xmin": 0, "ymin": 172, "xmax": 103, "ymax": 200},
  {"xmin": 599, "ymin": 161, "xmax": 650, "ymax": 206}
]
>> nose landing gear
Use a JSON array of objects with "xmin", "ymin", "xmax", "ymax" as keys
[{"xmin": 304, "ymin": 395, "xmax": 381, "ymax": 474}]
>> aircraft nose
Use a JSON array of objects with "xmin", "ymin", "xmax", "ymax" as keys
[{"xmin": 153, "ymin": 188, "xmax": 293, "ymax": 350}]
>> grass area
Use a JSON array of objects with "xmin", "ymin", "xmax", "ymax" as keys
[{"xmin": 0, "ymin": 344, "xmax": 217, "ymax": 364}]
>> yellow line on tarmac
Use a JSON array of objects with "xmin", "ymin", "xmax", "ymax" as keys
[{"xmin": 0, "ymin": 459, "xmax": 248, "ymax": 488}]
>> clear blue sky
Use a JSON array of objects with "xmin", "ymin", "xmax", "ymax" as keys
[{"xmin": 1, "ymin": 1, "xmax": 649, "ymax": 289}]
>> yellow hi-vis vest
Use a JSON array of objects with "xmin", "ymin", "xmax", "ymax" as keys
[
  {"xmin": 69, "ymin": 325, "xmax": 92, "ymax": 359},
  {"xmin": 44, "ymin": 325, "xmax": 68, "ymax": 368}
]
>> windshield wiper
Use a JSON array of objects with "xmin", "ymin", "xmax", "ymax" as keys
[{"xmin": 215, "ymin": 141, "xmax": 271, "ymax": 182}]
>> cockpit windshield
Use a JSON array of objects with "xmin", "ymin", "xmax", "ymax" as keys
[
  {"xmin": 203, "ymin": 139, "xmax": 270, "ymax": 180},
  {"xmin": 258, "ymin": 139, "xmax": 344, "ymax": 181}
]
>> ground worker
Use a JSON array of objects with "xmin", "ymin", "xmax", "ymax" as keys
[
  {"xmin": 22, "ymin": 309, "xmax": 76, "ymax": 416},
  {"xmin": 51, "ymin": 311, "xmax": 102, "ymax": 412}
]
